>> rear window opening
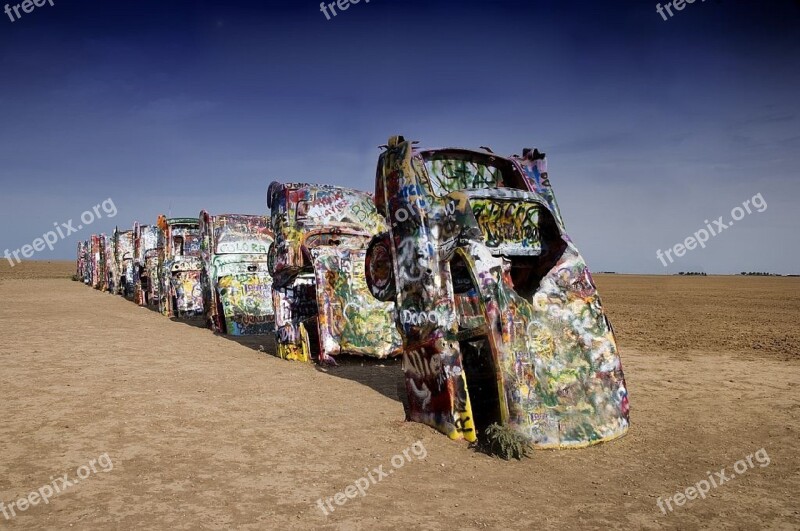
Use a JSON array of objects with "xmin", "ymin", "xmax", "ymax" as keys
[{"xmin": 422, "ymin": 152, "xmax": 529, "ymax": 197}]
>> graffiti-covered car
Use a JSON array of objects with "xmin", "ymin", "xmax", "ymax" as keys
[
  {"xmin": 76, "ymin": 240, "xmax": 90, "ymax": 284},
  {"xmin": 133, "ymin": 223, "xmax": 163, "ymax": 307},
  {"xmin": 104, "ymin": 235, "xmax": 117, "ymax": 293},
  {"xmin": 112, "ymin": 227, "xmax": 136, "ymax": 297},
  {"xmin": 157, "ymin": 215, "xmax": 203, "ymax": 317},
  {"xmin": 90, "ymin": 234, "xmax": 106, "ymax": 290},
  {"xmin": 365, "ymin": 136, "xmax": 629, "ymax": 449},
  {"xmin": 266, "ymin": 182, "xmax": 402, "ymax": 363},
  {"xmin": 199, "ymin": 212, "xmax": 275, "ymax": 335}
]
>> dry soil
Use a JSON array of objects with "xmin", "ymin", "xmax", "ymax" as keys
[{"xmin": 0, "ymin": 261, "xmax": 797, "ymax": 529}]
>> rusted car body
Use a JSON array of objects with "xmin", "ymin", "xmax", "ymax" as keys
[
  {"xmin": 266, "ymin": 182, "xmax": 402, "ymax": 363},
  {"xmin": 76, "ymin": 240, "xmax": 90, "ymax": 284},
  {"xmin": 157, "ymin": 215, "xmax": 203, "ymax": 317},
  {"xmin": 199, "ymin": 212, "xmax": 275, "ymax": 335},
  {"xmin": 365, "ymin": 136, "xmax": 629, "ymax": 449},
  {"xmin": 133, "ymin": 223, "xmax": 163, "ymax": 307},
  {"xmin": 113, "ymin": 227, "xmax": 136, "ymax": 298},
  {"xmin": 104, "ymin": 236, "xmax": 117, "ymax": 293},
  {"xmin": 90, "ymin": 234, "xmax": 106, "ymax": 290}
]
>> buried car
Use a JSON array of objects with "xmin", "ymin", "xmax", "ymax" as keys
[
  {"xmin": 76, "ymin": 240, "xmax": 90, "ymax": 284},
  {"xmin": 113, "ymin": 227, "xmax": 136, "ymax": 298},
  {"xmin": 157, "ymin": 215, "xmax": 203, "ymax": 317},
  {"xmin": 104, "ymin": 235, "xmax": 117, "ymax": 293},
  {"xmin": 133, "ymin": 223, "xmax": 163, "ymax": 307},
  {"xmin": 199, "ymin": 212, "xmax": 275, "ymax": 335},
  {"xmin": 90, "ymin": 234, "xmax": 107, "ymax": 290},
  {"xmin": 364, "ymin": 136, "xmax": 629, "ymax": 449},
  {"xmin": 266, "ymin": 182, "xmax": 402, "ymax": 363}
]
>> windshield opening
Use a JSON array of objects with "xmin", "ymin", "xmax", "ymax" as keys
[{"xmin": 170, "ymin": 226, "xmax": 200, "ymax": 256}]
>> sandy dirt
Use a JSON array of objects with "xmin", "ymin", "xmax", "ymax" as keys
[{"xmin": 0, "ymin": 261, "xmax": 797, "ymax": 529}]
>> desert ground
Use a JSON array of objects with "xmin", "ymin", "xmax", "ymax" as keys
[{"xmin": 0, "ymin": 261, "xmax": 797, "ymax": 530}]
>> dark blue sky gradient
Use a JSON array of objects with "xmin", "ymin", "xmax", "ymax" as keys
[{"xmin": 0, "ymin": 0, "xmax": 798, "ymax": 273}]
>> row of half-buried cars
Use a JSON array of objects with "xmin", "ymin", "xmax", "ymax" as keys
[
  {"xmin": 78, "ymin": 217, "xmax": 204, "ymax": 317},
  {"xmin": 75, "ymin": 137, "xmax": 630, "ymax": 450}
]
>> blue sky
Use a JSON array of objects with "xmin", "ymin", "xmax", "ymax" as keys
[{"xmin": 0, "ymin": 0, "xmax": 798, "ymax": 273}]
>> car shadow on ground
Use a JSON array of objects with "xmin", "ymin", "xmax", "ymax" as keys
[
  {"xmin": 219, "ymin": 330, "xmax": 406, "ymax": 406},
  {"xmin": 212, "ymin": 326, "xmax": 406, "ymax": 405},
  {"xmin": 222, "ymin": 332, "xmax": 279, "ymax": 354},
  {"xmin": 132, "ymin": 297, "xmax": 407, "ymax": 406},
  {"xmin": 315, "ymin": 355, "xmax": 406, "ymax": 405},
  {"xmin": 137, "ymin": 301, "xmax": 209, "ymax": 329}
]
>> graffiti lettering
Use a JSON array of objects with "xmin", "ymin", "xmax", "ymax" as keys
[
  {"xmin": 401, "ymin": 309, "xmax": 452, "ymax": 328},
  {"xmin": 277, "ymin": 325, "xmax": 297, "ymax": 343},
  {"xmin": 243, "ymin": 284, "xmax": 270, "ymax": 295},
  {"xmin": 403, "ymin": 350, "xmax": 442, "ymax": 380},
  {"xmin": 396, "ymin": 237, "xmax": 427, "ymax": 282},
  {"xmin": 529, "ymin": 412, "xmax": 558, "ymax": 428},
  {"xmin": 408, "ymin": 379, "xmax": 431, "ymax": 409},
  {"xmin": 471, "ymin": 200, "xmax": 540, "ymax": 248},
  {"xmin": 217, "ymin": 241, "xmax": 268, "ymax": 254},
  {"xmin": 394, "ymin": 206, "xmax": 410, "ymax": 223},
  {"xmin": 454, "ymin": 416, "xmax": 474, "ymax": 434},
  {"xmin": 240, "ymin": 314, "xmax": 272, "ymax": 326},
  {"xmin": 348, "ymin": 201, "xmax": 373, "ymax": 225},
  {"xmin": 399, "ymin": 184, "xmax": 427, "ymax": 206}
]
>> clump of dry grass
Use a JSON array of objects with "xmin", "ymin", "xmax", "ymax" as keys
[{"xmin": 479, "ymin": 423, "xmax": 532, "ymax": 460}]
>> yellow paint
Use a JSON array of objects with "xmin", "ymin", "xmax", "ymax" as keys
[{"xmin": 277, "ymin": 342, "xmax": 308, "ymax": 363}]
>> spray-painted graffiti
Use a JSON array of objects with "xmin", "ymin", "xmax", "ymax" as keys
[
  {"xmin": 113, "ymin": 228, "xmax": 135, "ymax": 298},
  {"xmin": 157, "ymin": 216, "xmax": 204, "ymax": 317},
  {"xmin": 217, "ymin": 270, "xmax": 274, "ymax": 334},
  {"xmin": 313, "ymin": 247, "xmax": 401, "ymax": 358},
  {"xmin": 132, "ymin": 224, "xmax": 162, "ymax": 307},
  {"xmin": 400, "ymin": 308, "xmax": 453, "ymax": 328},
  {"xmin": 267, "ymin": 181, "xmax": 402, "ymax": 363},
  {"xmin": 89, "ymin": 234, "xmax": 107, "ymax": 290},
  {"xmin": 470, "ymin": 198, "xmax": 541, "ymax": 254},
  {"xmin": 365, "ymin": 136, "xmax": 629, "ymax": 449},
  {"xmin": 199, "ymin": 212, "xmax": 275, "ymax": 335},
  {"xmin": 76, "ymin": 240, "xmax": 90, "ymax": 284},
  {"xmin": 104, "ymin": 236, "xmax": 117, "ymax": 294},
  {"xmin": 400, "ymin": 344, "xmax": 476, "ymax": 438}
]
